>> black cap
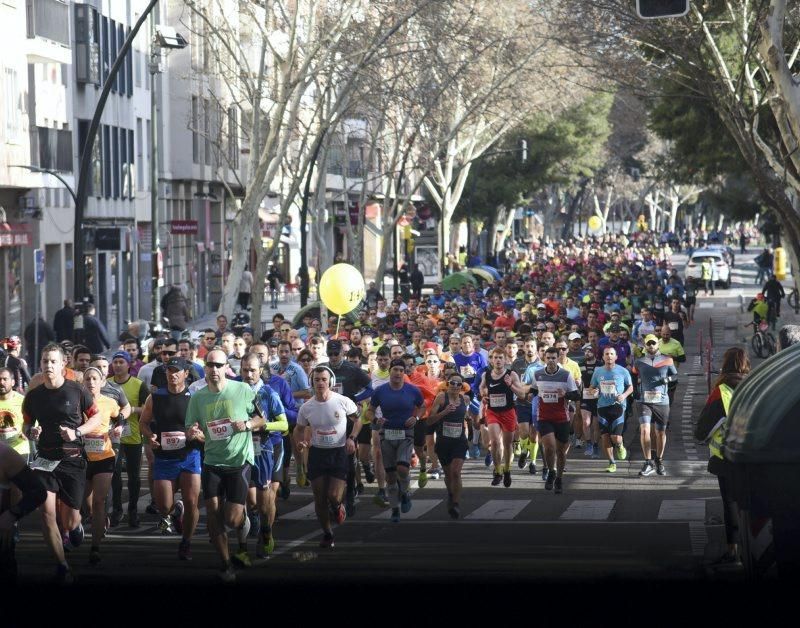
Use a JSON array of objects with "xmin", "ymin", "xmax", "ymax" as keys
[
  {"xmin": 327, "ymin": 340, "xmax": 343, "ymax": 354},
  {"xmin": 166, "ymin": 357, "xmax": 190, "ymax": 370},
  {"xmin": 608, "ymin": 324, "xmax": 621, "ymax": 333},
  {"xmin": 268, "ymin": 337, "xmax": 280, "ymax": 347}
]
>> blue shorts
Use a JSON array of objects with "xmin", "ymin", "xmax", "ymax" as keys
[
  {"xmin": 251, "ymin": 439, "xmax": 284, "ymax": 489},
  {"xmin": 529, "ymin": 397, "xmax": 540, "ymax": 431},
  {"xmin": 152, "ymin": 449, "xmax": 202, "ymax": 481}
]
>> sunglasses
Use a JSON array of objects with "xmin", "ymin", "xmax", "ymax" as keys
[
  {"xmin": 328, "ymin": 351, "xmax": 341, "ymax": 356},
  {"xmin": 299, "ymin": 357, "xmax": 312, "ymax": 363},
  {"xmin": 556, "ymin": 347, "xmax": 568, "ymax": 351},
  {"xmin": 205, "ymin": 361, "xmax": 227, "ymax": 369},
  {"xmin": 161, "ymin": 350, "xmax": 177, "ymax": 356},
  {"xmin": 646, "ymin": 340, "xmax": 658, "ymax": 346},
  {"xmin": 281, "ymin": 328, "xmax": 291, "ymax": 332},
  {"xmin": 448, "ymin": 380, "xmax": 462, "ymax": 386},
  {"xmin": 204, "ymin": 336, "xmax": 216, "ymax": 341}
]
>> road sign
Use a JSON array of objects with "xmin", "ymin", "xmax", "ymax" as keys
[{"xmin": 34, "ymin": 248, "xmax": 45, "ymax": 284}]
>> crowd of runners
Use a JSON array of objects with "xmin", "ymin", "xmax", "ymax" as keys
[{"xmin": 1, "ymin": 230, "xmax": 746, "ymax": 583}]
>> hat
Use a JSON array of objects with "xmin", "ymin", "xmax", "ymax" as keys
[
  {"xmin": 536, "ymin": 303, "xmax": 546, "ymax": 309},
  {"xmin": 644, "ymin": 334, "xmax": 659, "ymax": 344},
  {"xmin": 326, "ymin": 339, "xmax": 343, "ymax": 354},
  {"xmin": 166, "ymin": 357, "xmax": 190, "ymax": 370},
  {"xmin": 242, "ymin": 326, "xmax": 254, "ymax": 334},
  {"xmin": 582, "ymin": 343, "xmax": 594, "ymax": 351},
  {"xmin": 268, "ymin": 337, "xmax": 280, "ymax": 347},
  {"xmin": 423, "ymin": 341, "xmax": 439, "ymax": 351},
  {"xmin": 112, "ymin": 350, "xmax": 132, "ymax": 364},
  {"xmin": 567, "ymin": 332, "xmax": 582, "ymax": 341},
  {"xmin": 608, "ymin": 324, "xmax": 621, "ymax": 332}
]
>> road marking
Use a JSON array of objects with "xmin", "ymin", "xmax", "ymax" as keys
[
  {"xmin": 466, "ymin": 499, "xmax": 530, "ymax": 520},
  {"xmin": 658, "ymin": 499, "xmax": 705, "ymax": 520},
  {"xmin": 372, "ymin": 499, "xmax": 442, "ymax": 520},
  {"xmin": 560, "ymin": 499, "xmax": 615, "ymax": 520},
  {"xmin": 281, "ymin": 503, "xmax": 318, "ymax": 520}
]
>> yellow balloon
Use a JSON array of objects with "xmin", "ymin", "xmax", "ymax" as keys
[
  {"xmin": 319, "ymin": 264, "xmax": 366, "ymax": 314},
  {"xmin": 588, "ymin": 215, "xmax": 602, "ymax": 231}
]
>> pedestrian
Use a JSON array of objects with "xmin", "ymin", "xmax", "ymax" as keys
[
  {"xmin": 398, "ymin": 264, "xmax": 411, "ymax": 301},
  {"xmin": 52, "ymin": 299, "xmax": 75, "ymax": 342},
  {"xmin": 695, "ymin": 347, "xmax": 750, "ymax": 566},
  {"xmin": 700, "ymin": 258, "xmax": 714, "ymax": 296},
  {"xmin": 23, "ymin": 315, "xmax": 55, "ymax": 370},
  {"xmin": 267, "ymin": 264, "xmax": 282, "ymax": 309},
  {"xmin": 160, "ymin": 285, "xmax": 192, "ymax": 341},
  {"xmin": 238, "ymin": 265, "xmax": 254, "ymax": 311},
  {"xmin": 410, "ymin": 263, "xmax": 425, "ymax": 300},
  {"xmin": 80, "ymin": 303, "xmax": 110, "ymax": 355}
]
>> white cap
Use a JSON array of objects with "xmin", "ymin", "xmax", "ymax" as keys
[{"xmin": 568, "ymin": 332, "xmax": 582, "ymax": 341}]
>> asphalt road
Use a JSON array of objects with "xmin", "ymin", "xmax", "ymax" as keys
[{"xmin": 13, "ymin": 250, "xmax": 783, "ymax": 585}]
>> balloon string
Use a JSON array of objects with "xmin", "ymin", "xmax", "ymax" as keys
[{"xmin": 336, "ymin": 317, "xmax": 341, "ymax": 338}]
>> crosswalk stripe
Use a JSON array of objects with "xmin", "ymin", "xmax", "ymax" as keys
[
  {"xmin": 560, "ymin": 499, "xmax": 616, "ymax": 520},
  {"xmin": 281, "ymin": 503, "xmax": 318, "ymax": 520},
  {"xmin": 465, "ymin": 499, "xmax": 529, "ymax": 520},
  {"xmin": 372, "ymin": 499, "xmax": 442, "ymax": 520},
  {"xmin": 657, "ymin": 499, "xmax": 705, "ymax": 520}
]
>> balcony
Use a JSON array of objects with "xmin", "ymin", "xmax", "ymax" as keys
[
  {"xmin": 26, "ymin": 0, "xmax": 72, "ymax": 65},
  {"xmin": 31, "ymin": 126, "xmax": 73, "ymax": 173}
]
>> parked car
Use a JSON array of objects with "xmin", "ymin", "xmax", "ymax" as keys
[
  {"xmin": 705, "ymin": 243, "xmax": 736, "ymax": 268},
  {"xmin": 685, "ymin": 249, "xmax": 731, "ymax": 289}
]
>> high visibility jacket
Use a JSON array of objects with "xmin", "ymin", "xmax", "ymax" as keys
[{"xmin": 708, "ymin": 383, "xmax": 733, "ymax": 460}]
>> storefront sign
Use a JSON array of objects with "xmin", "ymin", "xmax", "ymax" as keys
[
  {"xmin": 170, "ymin": 220, "xmax": 199, "ymax": 235},
  {"xmin": 0, "ymin": 223, "xmax": 32, "ymax": 247}
]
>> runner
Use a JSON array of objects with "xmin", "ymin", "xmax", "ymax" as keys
[
  {"xmin": 139, "ymin": 357, "xmax": 200, "ymax": 561},
  {"xmin": 512, "ymin": 337, "xmax": 539, "ymax": 473},
  {"xmin": 293, "ymin": 366, "xmax": 360, "ymax": 547},
  {"xmin": 367, "ymin": 359, "xmax": 424, "ymax": 522},
  {"xmin": 184, "ymin": 348, "xmax": 260, "ymax": 582},
  {"xmin": 366, "ymin": 346, "xmax": 391, "ymax": 507},
  {"xmin": 479, "ymin": 348, "xmax": 526, "ymax": 487},
  {"xmin": 427, "ymin": 372, "xmax": 470, "ymax": 518},
  {"xmin": 239, "ymin": 353, "xmax": 288, "ymax": 558},
  {"xmin": 22, "ymin": 343, "xmax": 100, "ymax": 583},
  {"xmin": 587, "ymin": 347, "xmax": 634, "ymax": 473},
  {"xmin": 579, "ymin": 344, "xmax": 601, "ymax": 459},
  {"xmin": 633, "ymin": 335, "xmax": 677, "ymax": 477},
  {"xmin": 529, "ymin": 346, "xmax": 580, "ymax": 493}
]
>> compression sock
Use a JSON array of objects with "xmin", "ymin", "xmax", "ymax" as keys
[
  {"xmin": 520, "ymin": 437, "xmax": 530, "ymax": 453},
  {"xmin": 530, "ymin": 441, "xmax": 540, "ymax": 462}
]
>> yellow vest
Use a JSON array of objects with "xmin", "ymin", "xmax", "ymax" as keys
[{"xmin": 708, "ymin": 383, "xmax": 733, "ymax": 460}]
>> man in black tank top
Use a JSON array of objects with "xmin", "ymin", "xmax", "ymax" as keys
[{"xmin": 139, "ymin": 357, "xmax": 200, "ymax": 561}]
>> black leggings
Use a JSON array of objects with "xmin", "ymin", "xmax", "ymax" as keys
[
  {"xmin": 717, "ymin": 474, "xmax": 739, "ymax": 546},
  {"xmin": 112, "ymin": 443, "xmax": 143, "ymax": 513}
]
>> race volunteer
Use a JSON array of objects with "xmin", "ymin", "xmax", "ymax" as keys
[
  {"xmin": 139, "ymin": 357, "xmax": 199, "ymax": 562},
  {"xmin": 0, "ymin": 442, "xmax": 47, "ymax": 583},
  {"xmin": 294, "ymin": 366, "xmax": 360, "ymax": 548},
  {"xmin": 319, "ymin": 339, "xmax": 373, "ymax": 517},
  {"xmin": 588, "ymin": 347, "xmax": 634, "ymax": 473},
  {"xmin": 185, "ymin": 348, "xmax": 260, "ymax": 582},
  {"xmin": 22, "ymin": 343, "xmax": 100, "ymax": 583},
  {"xmin": 240, "ymin": 353, "xmax": 288, "ymax": 558},
  {"xmin": 633, "ymin": 335, "xmax": 677, "ymax": 477},
  {"xmin": 529, "ymin": 346, "xmax": 580, "ymax": 494},
  {"xmin": 0, "ymin": 368, "xmax": 28, "ymax": 460},
  {"xmin": 367, "ymin": 359, "xmax": 424, "ymax": 523}
]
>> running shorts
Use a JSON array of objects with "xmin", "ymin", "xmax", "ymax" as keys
[
  {"xmin": 380, "ymin": 435, "xmax": 414, "ymax": 472},
  {"xmin": 250, "ymin": 440, "xmax": 284, "ymax": 488},
  {"xmin": 153, "ymin": 449, "xmax": 202, "ymax": 481},
  {"xmin": 485, "ymin": 407, "xmax": 518, "ymax": 432},
  {"xmin": 307, "ymin": 446, "xmax": 348, "ymax": 482},
  {"xmin": 538, "ymin": 420, "xmax": 570, "ymax": 444},
  {"xmin": 32, "ymin": 456, "xmax": 87, "ymax": 510},
  {"xmin": 434, "ymin": 437, "xmax": 467, "ymax": 467},
  {"xmin": 86, "ymin": 456, "xmax": 116, "ymax": 480},
  {"xmin": 201, "ymin": 463, "xmax": 251, "ymax": 505},
  {"xmin": 636, "ymin": 402, "xmax": 670, "ymax": 431}
]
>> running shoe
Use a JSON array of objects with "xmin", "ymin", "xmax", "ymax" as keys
[
  {"xmin": 616, "ymin": 443, "xmax": 627, "ymax": 461},
  {"xmin": 574, "ymin": 438, "xmax": 583, "ymax": 449},
  {"xmin": 503, "ymin": 470, "xmax": 512, "ymax": 488},
  {"xmin": 68, "ymin": 524, "xmax": 84, "ymax": 549},
  {"xmin": 605, "ymin": 462, "xmax": 617, "ymax": 473},
  {"xmin": 584, "ymin": 443, "xmax": 594, "ymax": 457},
  {"xmin": 517, "ymin": 450, "xmax": 529, "ymax": 469},
  {"xmin": 491, "ymin": 472, "xmax": 502, "ymax": 486},
  {"xmin": 544, "ymin": 470, "xmax": 555, "ymax": 491},
  {"xmin": 103, "ymin": 515, "xmax": 110, "ymax": 538},
  {"xmin": 248, "ymin": 509, "xmax": 261, "ymax": 538},
  {"xmin": 554, "ymin": 477, "xmax": 563, "ymax": 494},
  {"xmin": 390, "ymin": 508, "xmax": 400, "ymax": 523},
  {"xmin": 400, "ymin": 491, "xmax": 412, "ymax": 514},
  {"xmin": 257, "ymin": 535, "xmax": 275, "ymax": 558},
  {"xmin": 319, "ymin": 533, "xmax": 335, "ymax": 548},
  {"xmin": 231, "ymin": 550, "xmax": 252, "ymax": 569},
  {"xmin": 484, "ymin": 452, "xmax": 493, "ymax": 467},
  {"xmin": 145, "ymin": 501, "xmax": 159, "ymax": 515},
  {"xmin": 128, "ymin": 510, "xmax": 140, "ymax": 529},
  {"xmin": 418, "ymin": 470, "xmax": 429, "ymax": 488},
  {"xmin": 428, "ymin": 467, "xmax": 442, "ymax": 480},
  {"xmin": 335, "ymin": 503, "xmax": 347, "ymax": 525},
  {"xmin": 109, "ymin": 510, "xmax": 123, "ymax": 528},
  {"xmin": 170, "ymin": 500, "xmax": 185, "ymax": 535},
  {"xmin": 178, "ymin": 539, "xmax": 192, "ymax": 561},
  {"xmin": 470, "ymin": 444, "xmax": 481, "ymax": 459},
  {"xmin": 89, "ymin": 547, "xmax": 101, "ymax": 566},
  {"xmin": 53, "ymin": 564, "xmax": 74, "ymax": 585},
  {"xmin": 158, "ymin": 517, "xmax": 174, "ymax": 535},
  {"xmin": 448, "ymin": 504, "xmax": 461, "ymax": 520},
  {"xmin": 61, "ymin": 530, "xmax": 71, "ymax": 552},
  {"xmin": 639, "ymin": 461, "xmax": 655, "ymax": 477},
  {"xmin": 373, "ymin": 490, "xmax": 390, "ymax": 508},
  {"xmin": 363, "ymin": 463, "xmax": 376, "ymax": 484},
  {"xmin": 528, "ymin": 461, "xmax": 537, "ymax": 475},
  {"xmin": 218, "ymin": 563, "xmax": 237, "ymax": 583},
  {"xmin": 656, "ymin": 460, "xmax": 666, "ymax": 476},
  {"xmin": 513, "ymin": 442, "xmax": 522, "ymax": 457},
  {"xmin": 542, "ymin": 466, "xmax": 548, "ymax": 481}
]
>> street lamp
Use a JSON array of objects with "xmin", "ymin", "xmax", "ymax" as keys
[{"xmin": 149, "ymin": 24, "xmax": 187, "ymax": 321}]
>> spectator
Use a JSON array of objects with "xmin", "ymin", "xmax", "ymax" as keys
[
  {"xmin": 410, "ymin": 263, "xmax": 425, "ymax": 300},
  {"xmin": 52, "ymin": 299, "xmax": 75, "ymax": 342},
  {"xmin": 267, "ymin": 263, "xmax": 282, "ymax": 309},
  {"xmin": 81, "ymin": 303, "xmax": 111, "ymax": 355},
  {"xmin": 23, "ymin": 315, "xmax": 56, "ymax": 369},
  {"xmin": 238, "ymin": 264, "xmax": 254, "ymax": 310},
  {"xmin": 160, "ymin": 284, "xmax": 191, "ymax": 340}
]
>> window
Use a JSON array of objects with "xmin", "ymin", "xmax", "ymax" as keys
[
  {"xmin": 102, "ymin": 124, "xmax": 111, "ymax": 198},
  {"xmin": 191, "ymin": 96, "xmax": 199, "ymax": 164},
  {"xmin": 128, "ymin": 128, "xmax": 135, "ymax": 198},
  {"xmin": 110, "ymin": 20, "xmax": 118, "ymax": 93},
  {"xmin": 4, "ymin": 68, "xmax": 20, "ymax": 140},
  {"xmin": 145, "ymin": 119, "xmax": 151, "ymax": 190},
  {"xmin": 101, "ymin": 16, "xmax": 109, "ymax": 84},
  {"xmin": 136, "ymin": 117, "xmax": 144, "ymax": 191},
  {"xmin": 120, "ymin": 128, "xmax": 127, "ymax": 198}
]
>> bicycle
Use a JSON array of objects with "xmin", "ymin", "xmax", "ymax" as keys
[
  {"xmin": 746, "ymin": 320, "xmax": 776, "ymax": 358},
  {"xmin": 788, "ymin": 286, "xmax": 799, "ymax": 314}
]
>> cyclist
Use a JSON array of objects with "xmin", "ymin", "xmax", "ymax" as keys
[{"xmin": 762, "ymin": 276, "xmax": 785, "ymax": 324}]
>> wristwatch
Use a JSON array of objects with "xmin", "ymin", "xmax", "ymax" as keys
[
  {"xmin": 245, "ymin": 420, "xmax": 252, "ymax": 431},
  {"xmin": 75, "ymin": 428, "xmax": 83, "ymax": 439}
]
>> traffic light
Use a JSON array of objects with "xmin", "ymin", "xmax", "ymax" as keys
[{"xmin": 636, "ymin": 0, "xmax": 689, "ymax": 19}]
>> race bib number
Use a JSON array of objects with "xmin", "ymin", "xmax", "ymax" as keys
[
  {"xmin": 30, "ymin": 457, "xmax": 60, "ymax": 473},
  {"xmin": 111, "ymin": 422, "xmax": 132, "ymax": 445},
  {"xmin": 316, "ymin": 429, "xmax": 338, "ymax": 447},
  {"xmin": 600, "ymin": 381, "xmax": 617, "ymax": 396},
  {"xmin": 208, "ymin": 418, "xmax": 233, "ymax": 441},
  {"xmin": 0, "ymin": 426, "xmax": 19, "ymax": 441},
  {"xmin": 541, "ymin": 391, "xmax": 558, "ymax": 404},
  {"xmin": 161, "ymin": 431, "xmax": 186, "ymax": 451},
  {"xmin": 443, "ymin": 422, "xmax": 462, "ymax": 438},
  {"xmin": 668, "ymin": 322, "xmax": 679, "ymax": 331},
  {"xmin": 489, "ymin": 394, "xmax": 506, "ymax": 408},
  {"xmin": 252, "ymin": 435, "xmax": 262, "ymax": 456},
  {"xmin": 84, "ymin": 435, "xmax": 106, "ymax": 454},
  {"xmin": 332, "ymin": 383, "xmax": 343, "ymax": 395},
  {"xmin": 459, "ymin": 365, "xmax": 475, "ymax": 378},
  {"xmin": 644, "ymin": 390, "xmax": 664, "ymax": 404},
  {"xmin": 384, "ymin": 428, "xmax": 406, "ymax": 441},
  {"xmin": 583, "ymin": 388, "xmax": 599, "ymax": 400}
]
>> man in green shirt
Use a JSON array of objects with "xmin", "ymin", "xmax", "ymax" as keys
[
  {"xmin": 185, "ymin": 349, "xmax": 261, "ymax": 582},
  {"xmin": 658, "ymin": 324, "xmax": 686, "ymax": 405}
]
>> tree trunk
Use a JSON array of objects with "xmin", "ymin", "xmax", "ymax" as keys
[
  {"xmin": 218, "ymin": 203, "xmax": 258, "ymax": 319},
  {"xmin": 251, "ymin": 244, "xmax": 269, "ymax": 332}
]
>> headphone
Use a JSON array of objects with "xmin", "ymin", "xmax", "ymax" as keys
[{"xmin": 315, "ymin": 365, "xmax": 336, "ymax": 388}]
